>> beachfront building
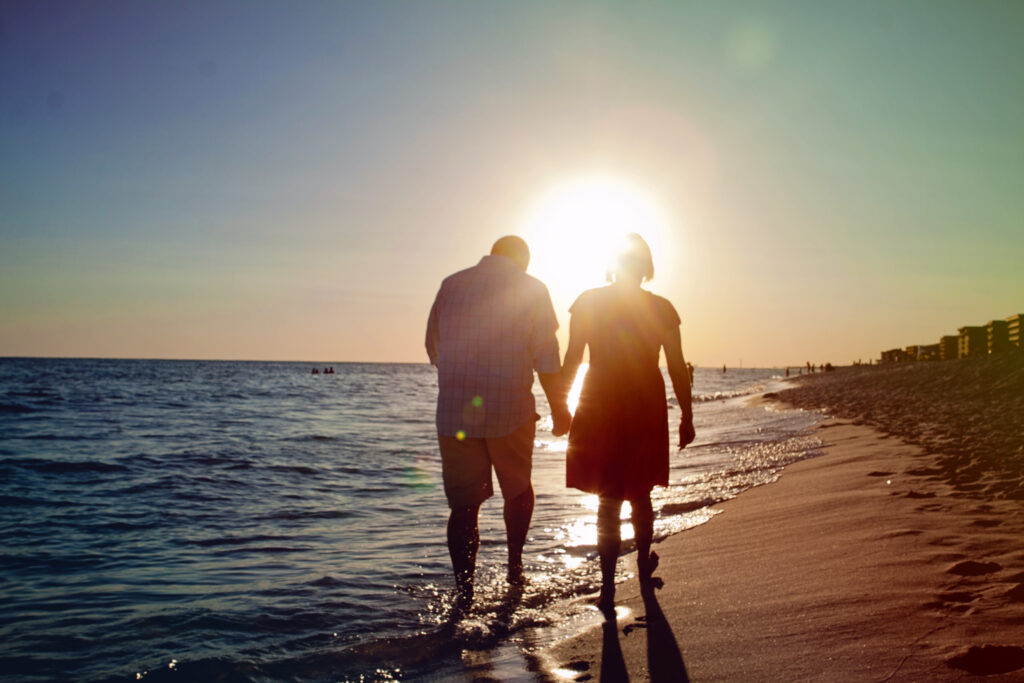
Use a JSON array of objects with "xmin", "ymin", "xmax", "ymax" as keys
[
  {"xmin": 905, "ymin": 345, "xmax": 920, "ymax": 361},
  {"xmin": 987, "ymin": 319, "xmax": 1011, "ymax": 354},
  {"xmin": 1008, "ymin": 314, "xmax": 1023, "ymax": 351},
  {"xmin": 957, "ymin": 326, "xmax": 987, "ymax": 358},
  {"xmin": 939, "ymin": 335, "xmax": 959, "ymax": 361},
  {"xmin": 917, "ymin": 343, "xmax": 939, "ymax": 361},
  {"xmin": 880, "ymin": 348, "xmax": 910, "ymax": 363}
]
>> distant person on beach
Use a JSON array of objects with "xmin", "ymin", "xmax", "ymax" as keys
[
  {"xmin": 426, "ymin": 235, "xmax": 572, "ymax": 607},
  {"xmin": 561, "ymin": 233, "xmax": 695, "ymax": 616}
]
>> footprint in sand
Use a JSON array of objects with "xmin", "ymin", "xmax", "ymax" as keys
[
  {"xmin": 906, "ymin": 466, "xmax": 944, "ymax": 478},
  {"xmin": 926, "ymin": 588, "xmax": 980, "ymax": 612},
  {"xmin": 938, "ymin": 590, "xmax": 977, "ymax": 604},
  {"xmin": 947, "ymin": 645, "xmax": 1024, "ymax": 676},
  {"xmin": 948, "ymin": 560, "xmax": 1002, "ymax": 576}
]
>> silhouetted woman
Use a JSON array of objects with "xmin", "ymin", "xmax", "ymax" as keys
[{"xmin": 562, "ymin": 233, "xmax": 695, "ymax": 615}]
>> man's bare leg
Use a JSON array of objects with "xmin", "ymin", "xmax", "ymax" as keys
[
  {"xmin": 448, "ymin": 504, "xmax": 480, "ymax": 605},
  {"xmin": 504, "ymin": 484, "xmax": 534, "ymax": 585}
]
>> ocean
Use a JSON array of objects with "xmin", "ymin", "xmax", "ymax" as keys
[{"xmin": 0, "ymin": 358, "xmax": 822, "ymax": 682}]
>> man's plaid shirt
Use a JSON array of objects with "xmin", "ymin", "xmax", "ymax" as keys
[{"xmin": 426, "ymin": 254, "xmax": 561, "ymax": 438}]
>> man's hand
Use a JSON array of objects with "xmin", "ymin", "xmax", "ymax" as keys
[
  {"xmin": 678, "ymin": 418, "xmax": 695, "ymax": 450},
  {"xmin": 551, "ymin": 404, "xmax": 572, "ymax": 437}
]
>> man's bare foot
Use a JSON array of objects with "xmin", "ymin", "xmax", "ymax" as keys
[
  {"xmin": 507, "ymin": 564, "xmax": 526, "ymax": 586},
  {"xmin": 455, "ymin": 576, "xmax": 474, "ymax": 612}
]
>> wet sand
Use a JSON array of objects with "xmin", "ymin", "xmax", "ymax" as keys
[{"xmin": 542, "ymin": 354, "xmax": 1024, "ymax": 681}]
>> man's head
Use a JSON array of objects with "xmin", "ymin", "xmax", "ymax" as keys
[{"xmin": 490, "ymin": 235, "xmax": 530, "ymax": 272}]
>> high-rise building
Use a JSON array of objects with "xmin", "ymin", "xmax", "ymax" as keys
[
  {"xmin": 1007, "ymin": 314, "xmax": 1023, "ymax": 351},
  {"xmin": 987, "ymin": 319, "xmax": 1011, "ymax": 354},
  {"xmin": 939, "ymin": 335, "xmax": 959, "ymax": 360},
  {"xmin": 957, "ymin": 326, "xmax": 987, "ymax": 358}
]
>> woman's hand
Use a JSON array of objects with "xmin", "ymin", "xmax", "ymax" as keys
[
  {"xmin": 552, "ymin": 403, "xmax": 572, "ymax": 437},
  {"xmin": 678, "ymin": 418, "xmax": 695, "ymax": 450}
]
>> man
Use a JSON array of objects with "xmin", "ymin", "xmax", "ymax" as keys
[{"xmin": 426, "ymin": 235, "xmax": 571, "ymax": 605}]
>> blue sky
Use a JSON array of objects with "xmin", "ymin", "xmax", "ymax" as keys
[{"xmin": 2, "ymin": 1, "xmax": 1022, "ymax": 365}]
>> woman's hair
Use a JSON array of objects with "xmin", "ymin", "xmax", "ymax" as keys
[{"xmin": 608, "ymin": 232, "xmax": 654, "ymax": 282}]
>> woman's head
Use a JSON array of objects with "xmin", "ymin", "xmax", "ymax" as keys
[{"xmin": 608, "ymin": 233, "xmax": 654, "ymax": 283}]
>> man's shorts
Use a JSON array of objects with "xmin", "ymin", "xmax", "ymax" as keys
[{"xmin": 438, "ymin": 419, "xmax": 536, "ymax": 509}]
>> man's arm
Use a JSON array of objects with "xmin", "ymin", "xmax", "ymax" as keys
[
  {"xmin": 538, "ymin": 371, "xmax": 570, "ymax": 436},
  {"xmin": 529, "ymin": 283, "xmax": 570, "ymax": 435},
  {"xmin": 425, "ymin": 295, "xmax": 441, "ymax": 367}
]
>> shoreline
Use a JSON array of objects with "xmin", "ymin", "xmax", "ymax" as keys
[{"xmin": 537, "ymin": 383, "xmax": 1024, "ymax": 680}]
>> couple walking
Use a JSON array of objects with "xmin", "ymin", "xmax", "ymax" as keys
[{"xmin": 426, "ymin": 234, "xmax": 695, "ymax": 615}]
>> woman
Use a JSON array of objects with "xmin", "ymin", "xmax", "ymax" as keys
[{"xmin": 562, "ymin": 233, "xmax": 695, "ymax": 615}]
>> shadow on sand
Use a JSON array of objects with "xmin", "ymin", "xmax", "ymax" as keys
[{"xmin": 600, "ymin": 583, "xmax": 690, "ymax": 682}]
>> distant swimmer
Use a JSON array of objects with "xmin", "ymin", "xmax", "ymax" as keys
[
  {"xmin": 312, "ymin": 368, "xmax": 320, "ymax": 375},
  {"xmin": 722, "ymin": 364, "xmax": 726, "ymax": 373}
]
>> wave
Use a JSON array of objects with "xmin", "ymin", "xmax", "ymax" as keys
[
  {"xmin": 0, "ymin": 402, "xmax": 35, "ymax": 413},
  {"xmin": 261, "ymin": 509, "xmax": 351, "ymax": 521},
  {"xmin": 288, "ymin": 434, "xmax": 340, "ymax": 442},
  {"xmin": 266, "ymin": 464, "xmax": 323, "ymax": 476},
  {"xmin": 1, "ymin": 458, "xmax": 130, "ymax": 475},
  {"xmin": 185, "ymin": 534, "xmax": 301, "ymax": 548},
  {"xmin": 0, "ymin": 494, "xmax": 46, "ymax": 506},
  {"xmin": 692, "ymin": 388, "xmax": 762, "ymax": 403},
  {"xmin": 658, "ymin": 499, "xmax": 720, "ymax": 516}
]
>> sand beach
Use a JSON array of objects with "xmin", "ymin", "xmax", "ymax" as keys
[{"xmin": 543, "ymin": 354, "xmax": 1024, "ymax": 681}]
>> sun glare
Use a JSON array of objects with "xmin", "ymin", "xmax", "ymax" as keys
[{"xmin": 520, "ymin": 173, "xmax": 669, "ymax": 306}]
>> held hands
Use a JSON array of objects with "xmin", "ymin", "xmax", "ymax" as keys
[
  {"xmin": 551, "ymin": 403, "xmax": 572, "ymax": 437},
  {"xmin": 678, "ymin": 417, "xmax": 695, "ymax": 450}
]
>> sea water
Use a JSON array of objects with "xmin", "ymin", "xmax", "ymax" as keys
[{"xmin": 0, "ymin": 359, "xmax": 822, "ymax": 682}]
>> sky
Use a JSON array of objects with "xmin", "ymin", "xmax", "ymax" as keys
[{"xmin": 2, "ymin": 0, "xmax": 1022, "ymax": 367}]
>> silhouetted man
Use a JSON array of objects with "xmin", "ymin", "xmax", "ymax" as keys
[{"xmin": 426, "ymin": 235, "xmax": 570, "ymax": 606}]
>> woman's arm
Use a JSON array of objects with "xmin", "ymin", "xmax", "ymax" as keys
[
  {"xmin": 664, "ymin": 325, "xmax": 695, "ymax": 449},
  {"xmin": 561, "ymin": 310, "xmax": 587, "ymax": 414}
]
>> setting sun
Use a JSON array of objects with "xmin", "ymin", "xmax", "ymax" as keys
[{"xmin": 519, "ymin": 173, "xmax": 670, "ymax": 307}]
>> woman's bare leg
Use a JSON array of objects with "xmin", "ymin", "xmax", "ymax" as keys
[
  {"xmin": 630, "ymin": 494, "xmax": 658, "ymax": 583},
  {"xmin": 597, "ymin": 496, "xmax": 623, "ymax": 615}
]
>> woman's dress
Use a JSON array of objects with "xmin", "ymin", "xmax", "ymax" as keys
[{"xmin": 565, "ymin": 285, "xmax": 680, "ymax": 500}]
